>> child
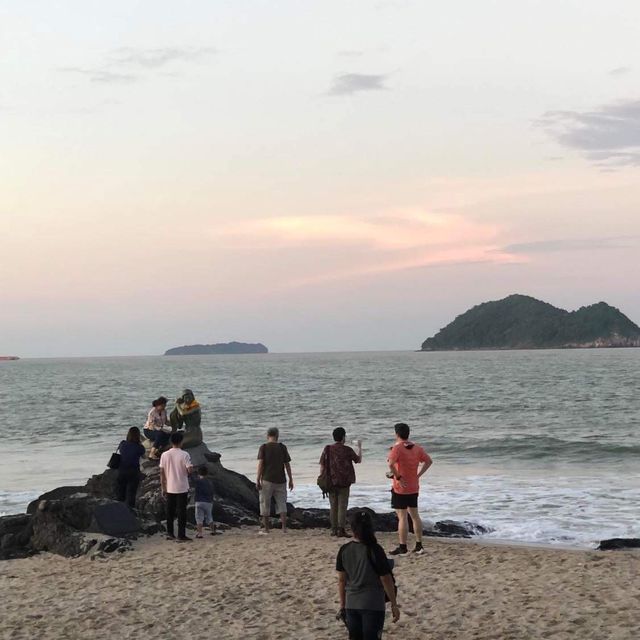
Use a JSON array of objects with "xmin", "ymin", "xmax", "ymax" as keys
[{"xmin": 194, "ymin": 465, "xmax": 218, "ymax": 538}]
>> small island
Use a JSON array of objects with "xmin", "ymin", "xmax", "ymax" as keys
[
  {"xmin": 421, "ymin": 294, "xmax": 640, "ymax": 351},
  {"xmin": 164, "ymin": 342, "xmax": 269, "ymax": 356}
]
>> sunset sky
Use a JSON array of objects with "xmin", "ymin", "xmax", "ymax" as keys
[{"xmin": 2, "ymin": 1, "xmax": 640, "ymax": 356}]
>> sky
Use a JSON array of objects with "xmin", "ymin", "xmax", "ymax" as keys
[{"xmin": 2, "ymin": 0, "xmax": 640, "ymax": 357}]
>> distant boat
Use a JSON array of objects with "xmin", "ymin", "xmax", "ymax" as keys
[{"xmin": 0, "ymin": 356, "xmax": 19, "ymax": 361}]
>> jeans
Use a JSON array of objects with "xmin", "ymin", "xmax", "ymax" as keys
[
  {"xmin": 117, "ymin": 467, "xmax": 141, "ymax": 508},
  {"xmin": 329, "ymin": 486, "xmax": 350, "ymax": 530},
  {"xmin": 144, "ymin": 428, "xmax": 170, "ymax": 450},
  {"xmin": 166, "ymin": 492, "xmax": 188, "ymax": 538},
  {"xmin": 345, "ymin": 609, "xmax": 386, "ymax": 640}
]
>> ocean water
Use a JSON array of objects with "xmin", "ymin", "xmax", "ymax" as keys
[{"xmin": 1, "ymin": 350, "xmax": 639, "ymax": 548}]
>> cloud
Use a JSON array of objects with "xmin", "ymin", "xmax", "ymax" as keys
[
  {"xmin": 58, "ymin": 46, "xmax": 216, "ymax": 86},
  {"xmin": 210, "ymin": 211, "xmax": 517, "ymax": 288},
  {"xmin": 328, "ymin": 73, "xmax": 388, "ymax": 96},
  {"xmin": 609, "ymin": 66, "xmax": 631, "ymax": 77},
  {"xmin": 58, "ymin": 67, "xmax": 138, "ymax": 84},
  {"xmin": 536, "ymin": 98, "xmax": 640, "ymax": 167},
  {"xmin": 109, "ymin": 47, "xmax": 217, "ymax": 69},
  {"xmin": 500, "ymin": 236, "xmax": 639, "ymax": 254}
]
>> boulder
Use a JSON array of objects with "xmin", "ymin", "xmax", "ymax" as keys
[
  {"xmin": 432, "ymin": 520, "xmax": 493, "ymax": 537},
  {"xmin": 598, "ymin": 538, "xmax": 640, "ymax": 551},
  {"xmin": 0, "ymin": 514, "xmax": 34, "ymax": 560},
  {"xmin": 29, "ymin": 496, "xmax": 141, "ymax": 557}
]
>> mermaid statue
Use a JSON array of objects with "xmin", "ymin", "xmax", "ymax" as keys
[{"xmin": 169, "ymin": 389, "xmax": 203, "ymax": 449}]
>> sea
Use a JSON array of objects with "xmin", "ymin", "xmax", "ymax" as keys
[{"xmin": 1, "ymin": 350, "xmax": 639, "ymax": 548}]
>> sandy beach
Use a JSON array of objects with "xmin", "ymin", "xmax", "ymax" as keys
[{"xmin": 1, "ymin": 529, "xmax": 638, "ymax": 640}]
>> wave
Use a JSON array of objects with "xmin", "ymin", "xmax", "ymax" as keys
[{"xmin": 428, "ymin": 435, "xmax": 640, "ymax": 463}]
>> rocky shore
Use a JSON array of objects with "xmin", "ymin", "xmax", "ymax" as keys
[{"xmin": 1, "ymin": 441, "xmax": 492, "ymax": 560}]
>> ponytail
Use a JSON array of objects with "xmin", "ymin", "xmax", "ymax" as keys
[{"xmin": 349, "ymin": 510, "xmax": 377, "ymax": 547}]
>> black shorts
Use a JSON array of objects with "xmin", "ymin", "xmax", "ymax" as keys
[{"xmin": 391, "ymin": 491, "xmax": 418, "ymax": 510}]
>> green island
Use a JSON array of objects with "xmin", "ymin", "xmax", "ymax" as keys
[
  {"xmin": 421, "ymin": 294, "xmax": 640, "ymax": 351},
  {"xmin": 164, "ymin": 342, "xmax": 269, "ymax": 356}
]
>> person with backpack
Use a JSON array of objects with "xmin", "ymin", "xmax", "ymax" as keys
[
  {"xmin": 319, "ymin": 427, "xmax": 362, "ymax": 537},
  {"xmin": 256, "ymin": 427, "xmax": 294, "ymax": 534},
  {"xmin": 336, "ymin": 510, "xmax": 400, "ymax": 639}
]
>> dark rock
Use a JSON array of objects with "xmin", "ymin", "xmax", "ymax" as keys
[
  {"xmin": 0, "ymin": 514, "xmax": 34, "ymax": 559},
  {"xmin": 433, "ymin": 520, "xmax": 492, "ymax": 537},
  {"xmin": 96, "ymin": 537, "xmax": 132, "ymax": 554},
  {"xmin": 29, "ymin": 496, "xmax": 141, "ymax": 557},
  {"xmin": 598, "ymin": 538, "xmax": 640, "ymax": 551},
  {"xmin": 289, "ymin": 507, "xmax": 330, "ymax": 529},
  {"xmin": 27, "ymin": 486, "xmax": 87, "ymax": 514}
]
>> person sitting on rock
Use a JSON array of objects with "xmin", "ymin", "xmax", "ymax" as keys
[
  {"xmin": 144, "ymin": 396, "xmax": 172, "ymax": 460},
  {"xmin": 169, "ymin": 389, "xmax": 203, "ymax": 449}
]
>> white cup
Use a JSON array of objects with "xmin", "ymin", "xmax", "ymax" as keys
[{"xmin": 352, "ymin": 439, "xmax": 362, "ymax": 448}]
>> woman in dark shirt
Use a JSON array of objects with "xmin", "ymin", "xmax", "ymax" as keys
[
  {"xmin": 336, "ymin": 510, "xmax": 400, "ymax": 639},
  {"xmin": 116, "ymin": 427, "xmax": 146, "ymax": 508}
]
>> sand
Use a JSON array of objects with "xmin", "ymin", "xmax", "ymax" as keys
[{"xmin": 1, "ymin": 529, "xmax": 639, "ymax": 640}]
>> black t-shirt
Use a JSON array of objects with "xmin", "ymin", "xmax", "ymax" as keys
[
  {"xmin": 336, "ymin": 541, "xmax": 390, "ymax": 611},
  {"xmin": 257, "ymin": 442, "xmax": 291, "ymax": 484}
]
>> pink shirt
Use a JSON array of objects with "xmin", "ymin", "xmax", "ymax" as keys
[{"xmin": 159, "ymin": 448, "xmax": 192, "ymax": 494}]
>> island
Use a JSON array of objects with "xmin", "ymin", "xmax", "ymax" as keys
[
  {"xmin": 164, "ymin": 342, "xmax": 269, "ymax": 356},
  {"xmin": 421, "ymin": 294, "xmax": 640, "ymax": 351}
]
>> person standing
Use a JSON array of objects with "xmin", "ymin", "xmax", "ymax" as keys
[
  {"xmin": 256, "ymin": 427, "xmax": 293, "ymax": 534},
  {"xmin": 319, "ymin": 427, "xmax": 362, "ymax": 537},
  {"xmin": 387, "ymin": 422, "xmax": 432, "ymax": 556},
  {"xmin": 116, "ymin": 427, "xmax": 145, "ymax": 508},
  {"xmin": 160, "ymin": 431, "xmax": 194, "ymax": 542},
  {"xmin": 336, "ymin": 510, "xmax": 400, "ymax": 639},
  {"xmin": 144, "ymin": 396, "xmax": 171, "ymax": 460}
]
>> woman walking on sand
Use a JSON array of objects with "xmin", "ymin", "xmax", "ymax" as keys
[{"xmin": 336, "ymin": 510, "xmax": 400, "ymax": 639}]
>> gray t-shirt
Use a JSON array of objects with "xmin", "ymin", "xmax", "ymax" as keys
[{"xmin": 336, "ymin": 541, "xmax": 391, "ymax": 611}]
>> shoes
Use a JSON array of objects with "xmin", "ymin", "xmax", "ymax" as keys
[
  {"xmin": 166, "ymin": 534, "xmax": 176, "ymax": 541},
  {"xmin": 177, "ymin": 536, "xmax": 193, "ymax": 542},
  {"xmin": 195, "ymin": 534, "xmax": 203, "ymax": 539},
  {"xmin": 389, "ymin": 545, "xmax": 409, "ymax": 557},
  {"xmin": 413, "ymin": 542, "xmax": 425, "ymax": 555},
  {"xmin": 330, "ymin": 529, "xmax": 338, "ymax": 537},
  {"xmin": 258, "ymin": 529, "xmax": 268, "ymax": 535},
  {"xmin": 337, "ymin": 529, "xmax": 352, "ymax": 538}
]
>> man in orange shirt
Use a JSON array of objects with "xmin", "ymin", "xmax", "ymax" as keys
[{"xmin": 387, "ymin": 423, "xmax": 433, "ymax": 556}]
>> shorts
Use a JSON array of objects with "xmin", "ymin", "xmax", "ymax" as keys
[
  {"xmin": 195, "ymin": 501, "xmax": 213, "ymax": 525},
  {"xmin": 259, "ymin": 480, "xmax": 287, "ymax": 516},
  {"xmin": 391, "ymin": 491, "xmax": 418, "ymax": 510}
]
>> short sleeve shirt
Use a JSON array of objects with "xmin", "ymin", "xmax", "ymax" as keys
[
  {"xmin": 319, "ymin": 443, "xmax": 359, "ymax": 487},
  {"xmin": 159, "ymin": 448, "xmax": 192, "ymax": 494},
  {"xmin": 388, "ymin": 441, "xmax": 430, "ymax": 494},
  {"xmin": 257, "ymin": 442, "xmax": 291, "ymax": 484},
  {"xmin": 336, "ymin": 541, "xmax": 390, "ymax": 611}
]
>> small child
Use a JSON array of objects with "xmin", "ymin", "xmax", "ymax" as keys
[{"xmin": 194, "ymin": 465, "xmax": 218, "ymax": 538}]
